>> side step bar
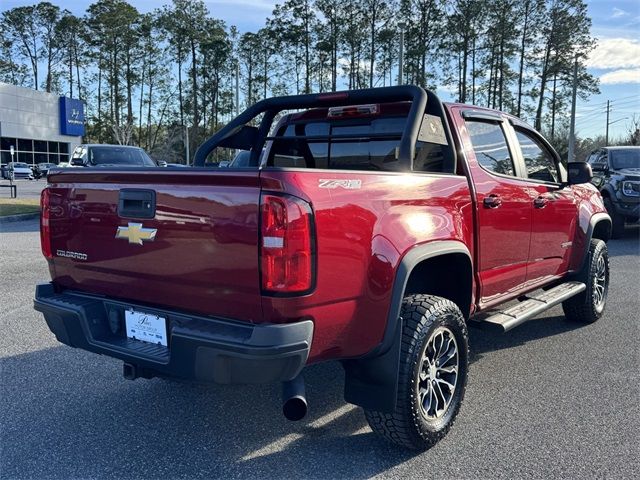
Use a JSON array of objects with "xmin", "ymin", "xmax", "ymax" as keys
[{"xmin": 478, "ymin": 281, "xmax": 586, "ymax": 332}]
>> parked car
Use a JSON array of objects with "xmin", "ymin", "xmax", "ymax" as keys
[
  {"xmin": 3, "ymin": 162, "xmax": 34, "ymax": 180},
  {"xmin": 586, "ymin": 146, "xmax": 639, "ymax": 238},
  {"xmin": 33, "ymin": 162, "xmax": 57, "ymax": 179},
  {"xmin": 35, "ymin": 86, "xmax": 611, "ymax": 451},
  {"xmin": 70, "ymin": 144, "xmax": 157, "ymax": 167}
]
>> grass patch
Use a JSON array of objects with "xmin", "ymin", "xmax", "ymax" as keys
[{"xmin": 0, "ymin": 198, "xmax": 40, "ymax": 217}]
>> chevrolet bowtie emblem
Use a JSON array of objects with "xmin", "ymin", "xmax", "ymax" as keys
[{"xmin": 115, "ymin": 223, "xmax": 157, "ymax": 245}]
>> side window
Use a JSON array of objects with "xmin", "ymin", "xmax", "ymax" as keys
[
  {"xmin": 515, "ymin": 129, "xmax": 560, "ymax": 183},
  {"xmin": 588, "ymin": 151, "xmax": 604, "ymax": 167},
  {"xmin": 466, "ymin": 121, "xmax": 516, "ymax": 176}
]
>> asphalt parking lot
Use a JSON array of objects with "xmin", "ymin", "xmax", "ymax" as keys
[{"xmin": 1, "ymin": 220, "xmax": 638, "ymax": 479}]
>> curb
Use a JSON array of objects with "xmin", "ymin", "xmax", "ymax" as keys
[{"xmin": 0, "ymin": 212, "xmax": 40, "ymax": 224}]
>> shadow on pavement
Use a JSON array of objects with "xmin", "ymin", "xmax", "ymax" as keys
[
  {"xmin": 469, "ymin": 314, "xmax": 583, "ymax": 363},
  {"xmin": 0, "ymin": 346, "xmax": 415, "ymax": 479},
  {"xmin": 0, "ymin": 218, "xmax": 40, "ymax": 233},
  {"xmin": 1, "ymin": 309, "xmax": 595, "ymax": 479}
]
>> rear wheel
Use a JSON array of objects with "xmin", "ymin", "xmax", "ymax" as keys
[
  {"xmin": 364, "ymin": 295, "xmax": 469, "ymax": 450},
  {"xmin": 562, "ymin": 239, "xmax": 609, "ymax": 324},
  {"xmin": 604, "ymin": 197, "xmax": 625, "ymax": 239}
]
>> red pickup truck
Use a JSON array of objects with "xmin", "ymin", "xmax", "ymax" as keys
[{"xmin": 35, "ymin": 86, "xmax": 611, "ymax": 450}]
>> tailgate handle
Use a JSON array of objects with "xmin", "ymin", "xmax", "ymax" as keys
[{"xmin": 118, "ymin": 189, "xmax": 156, "ymax": 219}]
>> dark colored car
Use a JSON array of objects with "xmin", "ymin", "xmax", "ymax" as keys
[
  {"xmin": 587, "ymin": 146, "xmax": 640, "ymax": 238},
  {"xmin": 33, "ymin": 162, "xmax": 57, "ymax": 179},
  {"xmin": 35, "ymin": 86, "xmax": 611, "ymax": 451},
  {"xmin": 70, "ymin": 144, "xmax": 156, "ymax": 167}
]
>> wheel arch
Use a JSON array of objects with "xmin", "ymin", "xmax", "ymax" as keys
[{"xmin": 343, "ymin": 240, "xmax": 473, "ymax": 413}]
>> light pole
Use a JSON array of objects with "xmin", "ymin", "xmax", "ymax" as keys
[{"xmin": 397, "ymin": 22, "xmax": 406, "ymax": 86}]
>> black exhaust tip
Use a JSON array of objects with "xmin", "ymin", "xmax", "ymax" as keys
[{"xmin": 282, "ymin": 375, "xmax": 307, "ymax": 421}]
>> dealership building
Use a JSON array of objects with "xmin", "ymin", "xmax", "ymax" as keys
[{"xmin": 0, "ymin": 82, "xmax": 85, "ymax": 167}]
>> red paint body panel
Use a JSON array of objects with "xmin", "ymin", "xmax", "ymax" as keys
[
  {"xmin": 43, "ymin": 101, "xmax": 608, "ymax": 367},
  {"xmin": 259, "ymin": 170, "xmax": 474, "ymax": 361}
]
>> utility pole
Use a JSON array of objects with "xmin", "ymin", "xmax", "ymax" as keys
[
  {"xmin": 605, "ymin": 100, "xmax": 610, "ymax": 146},
  {"xmin": 397, "ymin": 22, "xmax": 406, "ymax": 86},
  {"xmin": 568, "ymin": 54, "xmax": 579, "ymax": 163}
]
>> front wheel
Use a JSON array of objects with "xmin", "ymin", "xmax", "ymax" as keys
[
  {"xmin": 562, "ymin": 239, "xmax": 609, "ymax": 323},
  {"xmin": 364, "ymin": 295, "xmax": 469, "ymax": 450}
]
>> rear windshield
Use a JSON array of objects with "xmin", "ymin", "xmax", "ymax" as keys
[
  {"xmin": 87, "ymin": 147, "xmax": 155, "ymax": 167},
  {"xmin": 610, "ymin": 149, "xmax": 640, "ymax": 170},
  {"xmin": 266, "ymin": 116, "xmax": 448, "ymax": 173},
  {"xmin": 12, "ymin": 163, "xmax": 29, "ymax": 168}
]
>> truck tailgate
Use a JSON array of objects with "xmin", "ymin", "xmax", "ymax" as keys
[{"xmin": 45, "ymin": 169, "xmax": 262, "ymax": 322}]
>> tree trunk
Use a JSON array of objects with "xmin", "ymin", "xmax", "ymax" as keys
[
  {"xmin": 139, "ymin": 55, "xmax": 145, "ymax": 147},
  {"xmin": 176, "ymin": 44, "xmax": 184, "ymax": 126},
  {"xmin": 369, "ymin": 6, "xmax": 376, "ymax": 89},
  {"xmin": 97, "ymin": 63, "xmax": 102, "ymax": 143},
  {"xmin": 69, "ymin": 48, "xmax": 73, "ymax": 97},
  {"xmin": 517, "ymin": 3, "xmax": 530, "ymax": 117},
  {"xmin": 190, "ymin": 39, "xmax": 199, "ymax": 133},
  {"xmin": 535, "ymin": 42, "xmax": 552, "ymax": 131},
  {"xmin": 550, "ymin": 72, "xmax": 557, "ymax": 140}
]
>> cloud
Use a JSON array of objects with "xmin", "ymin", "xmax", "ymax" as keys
[
  {"xmin": 611, "ymin": 7, "xmax": 628, "ymax": 18},
  {"xmin": 587, "ymin": 38, "xmax": 640, "ymax": 69},
  {"xmin": 599, "ymin": 68, "xmax": 640, "ymax": 84}
]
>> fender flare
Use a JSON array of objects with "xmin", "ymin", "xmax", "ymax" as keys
[
  {"xmin": 576, "ymin": 212, "xmax": 611, "ymax": 272},
  {"xmin": 343, "ymin": 240, "xmax": 473, "ymax": 413}
]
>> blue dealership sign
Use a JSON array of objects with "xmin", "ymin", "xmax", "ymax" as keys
[{"xmin": 59, "ymin": 96, "xmax": 85, "ymax": 136}]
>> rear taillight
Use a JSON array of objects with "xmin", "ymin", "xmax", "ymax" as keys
[
  {"xmin": 260, "ymin": 193, "xmax": 314, "ymax": 294},
  {"xmin": 40, "ymin": 188, "xmax": 52, "ymax": 259}
]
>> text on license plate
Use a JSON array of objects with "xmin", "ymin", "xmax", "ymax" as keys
[{"xmin": 125, "ymin": 309, "xmax": 168, "ymax": 347}]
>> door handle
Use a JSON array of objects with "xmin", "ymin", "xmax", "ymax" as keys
[
  {"xmin": 533, "ymin": 196, "xmax": 549, "ymax": 208},
  {"xmin": 483, "ymin": 194, "xmax": 502, "ymax": 209}
]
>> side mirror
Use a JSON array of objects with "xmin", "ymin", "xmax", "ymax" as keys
[
  {"xmin": 70, "ymin": 157, "xmax": 85, "ymax": 166},
  {"xmin": 567, "ymin": 162, "xmax": 593, "ymax": 185}
]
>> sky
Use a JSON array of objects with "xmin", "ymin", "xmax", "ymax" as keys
[{"xmin": 3, "ymin": 0, "xmax": 639, "ymax": 141}]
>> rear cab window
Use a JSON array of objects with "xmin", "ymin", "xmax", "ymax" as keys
[{"xmin": 264, "ymin": 103, "xmax": 454, "ymax": 174}]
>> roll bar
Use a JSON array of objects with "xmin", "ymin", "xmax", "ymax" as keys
[{"xmin": 193, "ymin": 85, "xmax": 429, "ymax": 168}]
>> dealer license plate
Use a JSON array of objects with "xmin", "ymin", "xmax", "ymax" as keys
[{"xmin": 125, "ymin": 309, "xmax": 168, "ymax": 347}]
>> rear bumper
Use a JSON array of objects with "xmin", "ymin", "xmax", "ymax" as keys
[{"xmin": 34, "ymin": 283, "xmax": 313, "ymax": 384}]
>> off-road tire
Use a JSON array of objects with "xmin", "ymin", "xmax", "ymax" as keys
[
  {"xmin": 364, "ymin": 295, "xmax": 469, "ymax": 450},
  {"xmin": 562, "ymin": 239, "xmax": 609, "ymax": 323},
  {"xmin": 604, "ymin": 197, "xmax": 625, "ymax": 239}
]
